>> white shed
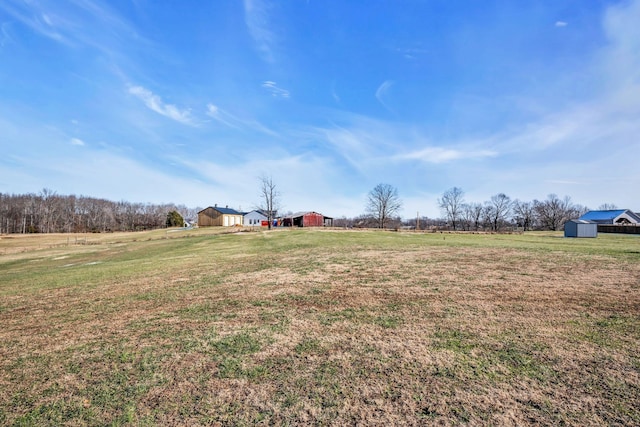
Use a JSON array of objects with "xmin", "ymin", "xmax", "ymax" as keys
[{"xmin": 564, "ymin": 219, "xmax": 597, "ymax": 238}]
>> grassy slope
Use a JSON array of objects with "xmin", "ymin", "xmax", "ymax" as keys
[{"xmin": 0, "ymin": 229, "xmax": 639, "ymax": 425}]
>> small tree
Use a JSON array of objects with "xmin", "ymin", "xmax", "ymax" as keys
[
  {"xmin": 366, "ymin": 183, "xmax": 402, "ymax": 229},
  {"xmin": 259, "ymin": 175, "xmax": 280, "ymax": 230}
]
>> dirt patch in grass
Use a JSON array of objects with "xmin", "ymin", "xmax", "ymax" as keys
[{"xmin": 1, "ymin": 231, "xmax": 639, "ymax": 425}]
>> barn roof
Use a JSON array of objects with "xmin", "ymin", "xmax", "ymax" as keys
[
  {"xmin": 199, "ymin": 206, "xmax": 242, "ymax": 215},
  {"xmin": 215, "ymin": 207, "xmax": 242, "ymax": 215},
  {"xmin": 283, "ymin": 211, "xmax": 332, "ymax": 219},
  {"xmin": 288, "ymin": 211, "xmax": 313, "ymax": 218},
  {"xmin": 579, "ymin": 209, "xmax": 640, "ymax": 223}
]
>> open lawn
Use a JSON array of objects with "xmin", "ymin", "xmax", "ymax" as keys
[{"xmin": 1, "ymin": 228, "xmax": 639, "ymax": 425}]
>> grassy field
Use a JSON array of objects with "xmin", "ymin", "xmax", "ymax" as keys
[{"xmin": 1, "ymin": 228, "xmax": 639, "ymax": 425}]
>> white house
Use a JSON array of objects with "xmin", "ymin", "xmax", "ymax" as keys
[{"xmin": 243, "ymin": 210, "xmax": 268, "ymax": 227}]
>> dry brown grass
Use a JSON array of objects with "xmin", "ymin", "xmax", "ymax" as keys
[{"xmin": 1, "ymin": 229, "xmax": 639, "ymax": 425}]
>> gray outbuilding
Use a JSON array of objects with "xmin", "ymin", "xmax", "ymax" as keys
[{"xmin": 564, "ymin": 219, "xmax": 598, "ymax": 238}]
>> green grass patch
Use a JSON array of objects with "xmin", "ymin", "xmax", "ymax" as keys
[
  {"xmin": 212, "ymin": 331, "xmax": 263, "ymax": 356},
  {"xmin": 433, "ymin": 328, "xmax": 477, "ymax": 354},
  {"xmin": 294, "ymin": 337, "xmax": 323, "ymax": 355},
  {"xmin": 374, "ymin": 314, "xmax": 403, "ymax": 329}
]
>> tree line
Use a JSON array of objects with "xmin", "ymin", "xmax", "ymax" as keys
[
  {"xmin": 436, "ymin": 187, "xmax": 593, "ymax": 231},
  {"xmin": 348, "ymin": 184, "xmax": 605, "ymax": 232},
  {"xmin": 0, "ymin": 189, "xmax": 199, "ymax": 234}
]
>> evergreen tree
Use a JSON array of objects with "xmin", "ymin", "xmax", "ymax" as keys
[{"xmin": 166, "ymin": 210, "xmax": 185, "ymax": 227}]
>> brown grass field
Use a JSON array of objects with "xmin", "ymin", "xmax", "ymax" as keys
[{"xmin": 1, "ymin": 228, "xmax": 639, "ymax": 425}]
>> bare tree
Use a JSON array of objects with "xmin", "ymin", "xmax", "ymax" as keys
[
  {"xmin": 259, "ymin": 175, "xmax": 280, "ymax": 230},
  {"xmin": 38, "ymin": 188, "xmax": 56, "ymax": 233},
  {"xmin": 459, "ymin": 203, "xmax": 471, "ymax": 230},
  {"xmin": 534, "ymin": 194, "xmax": 576, "ymax": 231},
  {"xmin": 486, "ymin": 193, "xmax": 512, "ymax": 231},
  {"xmin": 366, "ymin": 183, "xmax": 402, "ymax": 229},
  {"xmin": 460, "ymin": 202, "xmax": 483, "ymax": 231},
  {"xmin": 468, "ymin": 202, "xmax": 484, "ymax": 231},
  {"xmin": 438, "ymin": 187, "xmax": 465, "ymax": 230},
  {"xmin": 512, "ymin": 200, "xmax": 536, "ymax": 231}
]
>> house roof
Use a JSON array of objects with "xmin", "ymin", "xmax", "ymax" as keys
[
  {"xmin": 579, "ymin": 209, "xmax": 640, "ymax": 223},
  {"xmin": 243, "ymin": 210, "xmax": 268, "ymax": 217},
  {"xmin": 199, "ymin": 206, "xmax": 242, "ymax": 215}
]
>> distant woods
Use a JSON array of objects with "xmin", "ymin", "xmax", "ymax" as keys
[{"xmin": 0, "ymin": 189, "xmax": 198, "ymax": 234}]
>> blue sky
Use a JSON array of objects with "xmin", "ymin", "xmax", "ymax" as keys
[{"xmin": 1, "ymin": 0, "xmax": 639, "ymax": 218}]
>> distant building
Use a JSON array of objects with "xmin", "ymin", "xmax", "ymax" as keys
[
  {"xmin": 578, "ymin": 209, "xmax": 640, "ymax": 225},
  {"xmin": 198, "ymin": 205, "xmax": 244, "ymax": 227},
  {"xmin": 280, "ymin": 211, "xmax": 333, "ymax": 227},
  {"xmin": 564, "ymin": 219, "xmax": 597, "ymax": 238},
  {"xmin": 243, "ymin": 210, "xmax": 268, "ymax": 227}
]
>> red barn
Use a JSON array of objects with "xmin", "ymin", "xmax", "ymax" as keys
[{"xmin": 280, "ymin": 211, "xmax": 333, "ymax": 227}]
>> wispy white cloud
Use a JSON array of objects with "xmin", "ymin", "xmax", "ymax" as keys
[
  {"xmin": 206, "ymin": 103, "xmax": 239, "ymax": 129},
  {"xmin": 546, "ymin": 179, "xmax": 581, "ymax": 185},
  {"xmin": 1, "ymin": 21, "xmax": 15, "ymax": 47},
  {"xmin": 305, "ymin": 114, "xmax": 498, "ymax": 174},
  {"xmin": 129, "ymin": 86, "xmax": 193, "ymax": 125},
  {"xmin": 0, "ymin": 1, "xmax": 67, "ymax": 44},
  {"xmin": 555, "ymin": 21, "xmax": 568, "ymax": 27},
  {"xmin": 302, "ymin": 113, "xmax": 412, "ymax": 174},
  {"xmin": 318, "ymin": 125, "xmax": 371, "ymax": 171},
  {"xmin": 244, "ymin": 0, "xmax": 276, "ymax": 62},
  {"xmin": 375, "ymin": 80, "xmax": 395, "ymax": 113},
  {"xmin": 395, "ymin": 46, "xmax": 429, "ymax": 60},
  {"xmin": 70, "ymin": 138, "xmax": 85, "ymax": 146},
  {"xmin": 0, "ymin": 0, "xmax": 152, "ymax": 70},
  {"xmin": 331, "ymin": 85, "xmax": 341, "ymax": 104},
  {"xmin": 395, "ymin": 147, "xmax": 497, "ymax": 163},
  {"xmin": 206, "ymin": 103, "xmax": 278, "ymax": 136},
  {"xmin": 262, "ymin": 81, "xmax": 290, "ymax": 98}
]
